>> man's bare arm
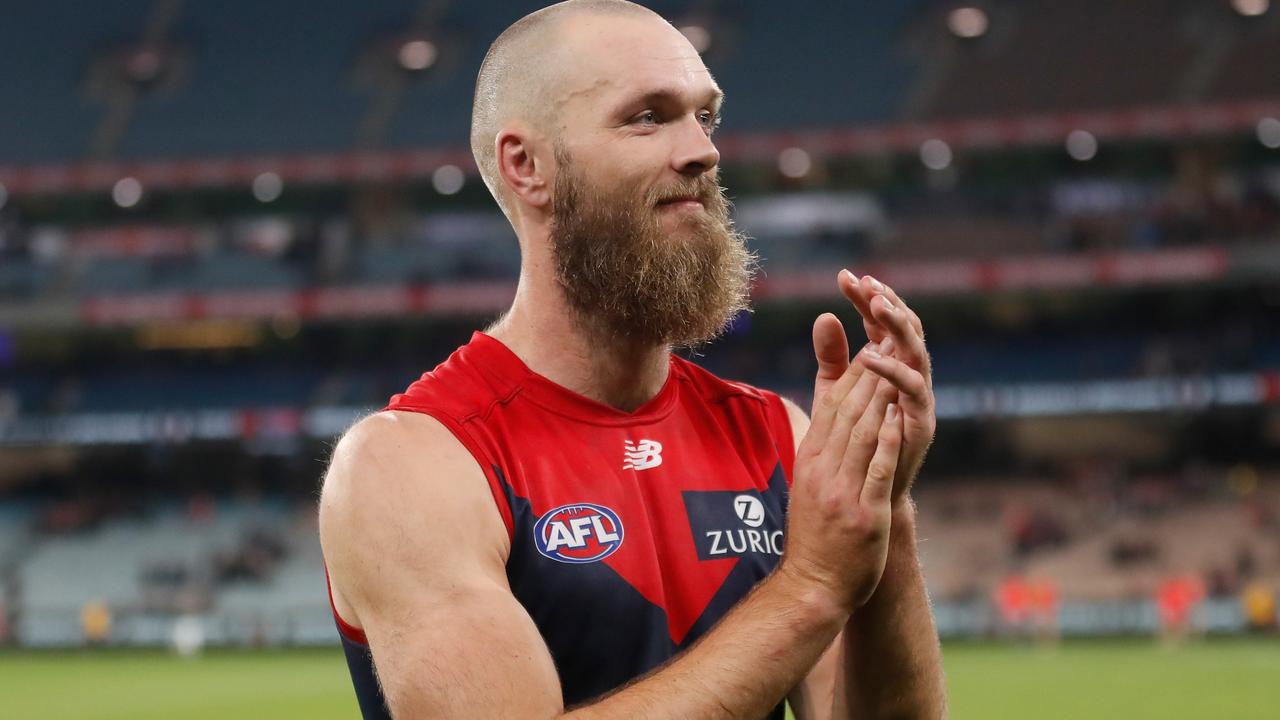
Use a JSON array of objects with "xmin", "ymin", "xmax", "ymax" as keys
[
  {"xmin": 833, "ymin": 272, "xmax": 948, "ymax": 718},
  {"xmin": 320, "ymin": 412, "xmax": 564, "ymax": 718},
  {"xmin": 321, "ymin": 344, "xmax": 905, "ymax": 719},
  {"xmin": 782, "ymin": 396, "xmax": 945, "ymax": 720},
  {"xmin": 835, "ymin": 502, "xmax": 947, "ymax": 719}
]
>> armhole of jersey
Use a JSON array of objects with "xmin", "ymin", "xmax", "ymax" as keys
[
  {"xmin": 325, "ymin": 407, "xmax": 517, "ymax": 646},
  {"xmin": 325, "ymin": 561, "xmax": 369, "ymax": 646},
  {"xmin": 382, "ymin": 406, "xmax": 516, "ymax": 541},
  {"xmin": 763, "ymin": 392, "xmax": 797, "ymax": 487}
]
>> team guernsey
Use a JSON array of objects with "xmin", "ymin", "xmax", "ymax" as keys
[{"xmin": 330, "ymin": 332, "xmax": 797, "ymax": 719}]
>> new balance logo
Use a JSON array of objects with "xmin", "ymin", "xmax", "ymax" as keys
[{"xmin": 622, "ymin": 439, "xmax": 663, "ymax": 471}]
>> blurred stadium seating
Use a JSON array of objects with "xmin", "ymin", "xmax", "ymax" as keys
[{"xmin": 1, "ymin": 0, "xmax": 1278, "ymax": 651}]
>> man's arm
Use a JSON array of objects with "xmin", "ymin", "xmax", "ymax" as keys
[
  {"xmin": 321, "ymin": 348, "xmax": 905, "ymax": 719},
  {"xmin": 835, "ymin": 501, "xmax": 946, "ymax": 719},
  {"xmin": 320, "ymin": 411, "xmax": 564, "ymax": 718},
  {"xmin": 782, "ymin": 398, "xmax": 945, "ymax": 720},
  {"xmin": 840, "ymin": 272, "xmax": 948, "ymax": 717},
  {"xmin": 784, "ymin": 270, "xmax": 948, "ymax": 720}
]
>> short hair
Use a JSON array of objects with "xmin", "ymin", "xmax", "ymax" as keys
[{"xmin": 470, "ymin": 0, "xmax": 659, "ymax": 217}]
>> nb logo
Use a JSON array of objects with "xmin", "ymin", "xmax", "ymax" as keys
[{"xmin": 623, "ymin": 439, "xmax": 663, "ymax": 471}]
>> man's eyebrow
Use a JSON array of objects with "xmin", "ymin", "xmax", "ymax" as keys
[{"xmin": 619, "ymin": 86, "xmax": 725, "ymax": 112}]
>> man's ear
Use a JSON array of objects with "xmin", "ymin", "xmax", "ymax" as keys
[{"xmin": 495, "ymin": 127, "xmax": 552, "ymax": 211}]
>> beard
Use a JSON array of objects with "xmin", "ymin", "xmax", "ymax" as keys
[{"xmin": 549, "ymin": 147, "xmax": 757, "ymax": 348}]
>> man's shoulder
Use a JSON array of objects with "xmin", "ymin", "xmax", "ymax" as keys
[
  {"xmin": 325, "ymin": 411, "xmax": 478, "ymax": 502},
  {"xmin": 386, "ymin": 338, "xmax": 515, "ymax": 421},
  {"xmin": 337, "ymin": 409, "xmax": 462, "ymax": 457},
  {"xmin": 319, "ymin": 405, "xmax": 510, "ymax": 638},
  {"xmin": 672, "ymin": 354, "xmax": 776, "ymax": 406},
  {"xmin": 671, "ymin": 356, "xmax": 806, "ymax": 457},
  {"xmin": 320, "ymin": 410, "xmax": 502, "ymax": 567}
]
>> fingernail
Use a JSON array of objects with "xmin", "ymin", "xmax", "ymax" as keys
[
  {"xmin": 840, "ymin": 268, "xmax": 854, "ymax": 282},
  {"xmin": 864, "ymin": 347, "xmax": 881, "ymax": 360},
  {"xmin": 878, "ymin": 337, "xmax": 894, "ymax": 354},
  {"xmin": 865, "ymin": 275, "xmax": 884, "ymax": 292},
  {"xmin": 886, "ymin": 403, "xmax": 898, "ymax": 420}
]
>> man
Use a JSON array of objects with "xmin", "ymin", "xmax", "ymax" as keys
[{"xmin": 319, "ymin": 1, "xmax": 946, "ymax": 718}]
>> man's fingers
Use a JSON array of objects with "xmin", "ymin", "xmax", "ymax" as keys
[
  {"xmin": 839, "ymin": 270, "xmax": 887, "ymax": 344},
  {"xmin": 839, "ymin": 269, "xmax": 873, "ymax": 318},
  {"xmin": 869, "ymin": 294, "xmax": 931, "ymax": 379},
  {"xmin": 860, "ymin": 350, "xmax": 931, "ymax": 413},
  {"xmin": 842, "ymin": 272, "xmax": 926, "ymax": 347},
  {"xmin": 802, "ymin": 344, "xmax": 871, "ymax": 454},
  {"xmin": 859, "ymin": 403, "xmax": 903, "ymax": 508},
  {"xmin": 875, "ymin": 280, "xmax": 925, "ymax": 338},
  {"xmin": 817, "ymin": 356, "xmax": 884, "ymax": 470},
  {"xmin": 839, "ymin": 377, "xmax": 895, "ymax": 496}
]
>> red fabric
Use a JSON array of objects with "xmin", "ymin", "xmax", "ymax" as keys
[
  {"xmin": 368, "ymin": 332, "xmax": 795, "ymax": 646},
  {"xmin": 325, "ymin": 563, "xmax": 368, "ymax": 645}
]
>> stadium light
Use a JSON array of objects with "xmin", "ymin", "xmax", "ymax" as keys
[
  {"xmin": 432, "ymin": 165, "xmax": 465, "ymax": 195},
  {"xmin": 398, "ymin": 39, "xmax": 438, "ymax": 71},
  {"xmin": 124, "ymin": 47, "xmax": 163, "ymax": 83},
  {"xmin": 112, "ymin": 177, "xmax": 144, "ymax": 208},
  {"xmin": 252, "ymin": 172, "xmax": 284, "ymax": 203},
  {"xmin": 920, "ymin": 138, "xmax": 953, "ymax": 170},
  {"xmin": 947, "ymin": 7, "xmax": 989, "ymax": 38},
  {"xmin": 1066, "ymin": 130, "xmax": 1098, "ymax": 161},
  {"xmin": 679, "ymin": 25, "xmax": 712, "ymax": 53},
  {"xmin": 1231, "ymin": 0, "xmax": 1269, "ymax": 17},
  {"xmin": 1258, "ymin": 117, "xmax": 1280, "ymax": 149},
  {"xmin": 777, "ymin": 147, "xmax": 812, "ymax": 179}
]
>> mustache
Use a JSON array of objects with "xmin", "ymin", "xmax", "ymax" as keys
[{"xmin": 648, "ymin": 175, "xmax": 723, "ymax": 206}]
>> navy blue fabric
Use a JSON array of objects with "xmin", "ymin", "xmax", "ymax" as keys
[
  {"xmin": 335, "ymin": 462, "xmax": 789, "ymax": 720},
  {"xmin": 497, "ymin": 465, "xmax": 788, "ymax": 718},
  {"xmin": 339, "ymin": 626, "xmax": 392, "ymax": 720}
]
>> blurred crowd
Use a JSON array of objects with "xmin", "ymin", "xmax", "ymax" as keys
[{"xmin": 1, "ymin": 158, "xmax": 1278, "ymax": 302}]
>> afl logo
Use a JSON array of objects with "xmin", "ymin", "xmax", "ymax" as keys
[{"xmin": 533, "ymin": 503, "xmax": 625, "ymax": 564}]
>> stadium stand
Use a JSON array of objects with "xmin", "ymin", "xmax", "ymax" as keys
[
  {"xmin": 915, "ymin": 0, "xmax": 1201, "ymax": 119},
  {"xmin": 0, "ymin": 0, "xmax": 920, "ymax": 165},
  {"xmin": 1, "ymin": 0, "xmax": 1278, "ymax": 649},
  {"xmin": 5, "ymin": 464, "xmax": 1274, "ymax": 645}
]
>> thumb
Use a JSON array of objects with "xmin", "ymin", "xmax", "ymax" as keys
[{"xmin": 812, "ymin": 313, "xmax": 850, "ymax": 399}]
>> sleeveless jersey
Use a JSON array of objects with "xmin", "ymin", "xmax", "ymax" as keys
[{"xmin": 330, "ymin": 332, "xmax": 797, "ymax": 719}]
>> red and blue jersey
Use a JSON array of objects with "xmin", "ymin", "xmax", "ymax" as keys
[{"xmin": 331, "ymin": 332, "xmax": 797, "ymax": 718}]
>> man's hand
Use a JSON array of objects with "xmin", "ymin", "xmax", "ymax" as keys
[
  {"xmin": 798, "ymin": 272, "xmax": 948, "ymax": 720},
  {"xmin": 834, "ymin": 270, "xmax": 936, "ymax": 505},
  {"xmin": 781, "ymin": 319, "xmax": 905, "ymax": 613}
]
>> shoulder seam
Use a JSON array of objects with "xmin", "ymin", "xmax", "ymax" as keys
[{"xmin": 460, "ymin": 383, "xmax": 527, "ymax": 425}]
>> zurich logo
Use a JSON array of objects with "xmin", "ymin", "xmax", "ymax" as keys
[
  {"xmin": 734, "ymin": 494, "xmax": 766, "ymax": 528},
  {"xmin": 533, "ymin": 503, "xmax": 625, "ymax": 564}
]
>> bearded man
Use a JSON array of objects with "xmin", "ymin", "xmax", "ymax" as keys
[{"xmin": 319, "ymin": 2, "xmax": 946, "ymax": 718}]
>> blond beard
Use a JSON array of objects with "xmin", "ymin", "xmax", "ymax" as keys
[{"xmin": 549, "ymin": 148, "xmax": 757, "ymax": 348}]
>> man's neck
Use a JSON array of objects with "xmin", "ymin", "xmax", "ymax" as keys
[{"xmin": 487, "ymin": 267, "xmax": 671, "ymax": 413}]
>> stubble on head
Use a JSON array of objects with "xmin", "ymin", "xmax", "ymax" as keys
[{"xmin": 549, "ymin": 143, "xmax": 758, "ymax": 349}]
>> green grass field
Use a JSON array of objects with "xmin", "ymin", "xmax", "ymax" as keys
[{"xmin": 0, "ymin": 638, "xmax": 1275, "ymax": 719}]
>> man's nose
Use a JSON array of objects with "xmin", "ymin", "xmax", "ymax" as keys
[{"xmin": 671, "ymin": 114, "xmax": 720, "ymax": 176}]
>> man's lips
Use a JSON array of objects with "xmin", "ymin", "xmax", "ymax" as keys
[{"xmin": 656, "ymin": 196, "xmax": 705, "ymax": 209}]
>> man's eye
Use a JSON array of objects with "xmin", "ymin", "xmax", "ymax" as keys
[
  {"xmin": 699, "ymin": 111, "xmax": 721, "ymax": 132},
  {"xmin": 633, "ymin": 110, "xmax": 659, "ymax": 125}
]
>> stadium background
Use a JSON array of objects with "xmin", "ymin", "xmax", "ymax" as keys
[{"xmin": 1, "ymin": 0, "xmax": 1278, "ymax": 717}]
